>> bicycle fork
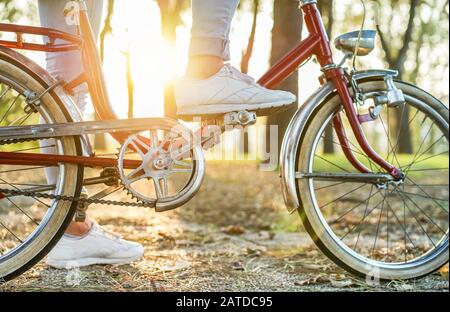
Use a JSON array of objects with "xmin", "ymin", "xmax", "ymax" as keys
[{"xmin": 325, "ymin": 67, "xmax": 404, "ymax": 179}]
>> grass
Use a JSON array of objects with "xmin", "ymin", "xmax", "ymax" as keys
[{"xmin": 313, "ymin": 153, "xmax": 448, "ymax": 175}]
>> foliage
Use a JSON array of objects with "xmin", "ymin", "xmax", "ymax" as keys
[
  {"xmin": 0, "ymin": 0, "xmax": 35, "ymax": 23},
  {"xmin": 0, "ymin": 0, "xmax": 21, "ymax": 21}
]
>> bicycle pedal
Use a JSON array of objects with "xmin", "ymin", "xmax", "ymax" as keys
[
  {"xmin": 74, "ymin": 192, "xmax": 89, "ymax": 222},
  {"xmin": 224, "ymin": 110, "xmax": 257, "ymax": 127}
]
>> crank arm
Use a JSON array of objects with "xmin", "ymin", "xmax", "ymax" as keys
[
  {"xmin": 88, "ymin": 184, "xmax": 123, "ymax": 201},
  {"xmin": 0, "ymin": 117, "xmax": 174, "ymax": 141},
  {"xmin": 296, "ymin": 172, "xmax": 395, "ymax": 184}
]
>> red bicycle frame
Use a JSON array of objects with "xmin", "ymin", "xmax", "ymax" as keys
[{"xmin": 0, "ymin": 1, "xmax": 403, "ymax": 179}]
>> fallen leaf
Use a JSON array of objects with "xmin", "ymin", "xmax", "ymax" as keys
[
  {"xmin": 160, "ymin": 260, "xmax": 191, "ymax": 272},
  {"xmin": 393, "ymin": 283, "xmax": 414, "ymax": 291},
  {"xmin": 330, "ymin": 278, "xmax": 354, "ymax": 288},
  {"xmin": 329, "ymin": 274, "xmax": 356, "ymax": 288},
  {"xmin": 231, "ymin": 261, "xmax": 245, "ymax": 271},
  {"xmin": 295, "ymin": 275, "xmax": 328, "ymax": 286},
  {"xmin": 222, "ymin": 225, "xmax": 245, "ymax": 235},
  {"xmin": 300, "ymin": 263, "xmax": 325, "ymax": 270},
  {"xmin": 439, "ymin": 264, "xmax": 449, "ymax": 280}
]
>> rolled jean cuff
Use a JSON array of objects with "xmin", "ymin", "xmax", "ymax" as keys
[{"xmin": 189, "ymin": 37, "xmax": 231, "ymax": 61}]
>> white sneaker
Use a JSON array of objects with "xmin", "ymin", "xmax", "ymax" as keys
[
  {"xmin": 46, "ymin": 222, "xmax": 144, "ymax": 269},
  {"xmin": 175, "ymin": 64, "xmax": 297, "ymax": 116}
]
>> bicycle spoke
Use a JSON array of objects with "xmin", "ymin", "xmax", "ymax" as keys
[
  {"xmin": 0, "ymin": 182, "xmax": 49, "ymax": 187},
  {"xmin": 401, "ymin": 136, "xmax": 447, "ymax": 171},
  {"xmin": 371, "ymin": 190, "xmax": 387, "ymax": 256},
  {"xmin": 339, "ymin": 185, "xmax": 374, "ymax": 242},
  {"xmin": 320, "ymin": 183, "xmax": 367, "ymax": 209},
  {"xmin": 314, "ymin": 154, "xmax": 350, "ymax": 173},
  {"xmin": 0, "ymin": 219, "xmax": 23, "ymax": 243},
  {"xmin": 0, "ymin": 85, "xmax": 12, "ymax": 102},
  {"xmin": 403, "ymin": 120, "xmax": 435, "ymax": 173},
  {"xmin": 395, "ymin": 189, "xmax": 449, "ymax": 203},
  {"xmin": 0, "ymin": 166, "xmax": 48, "ymax": 174},
  {"xmin": 384, "ymin": 197, "xmax": 421, "ymax": 252},
  {"xmin": 403, "ymin": 184, "xmax": 407, "ymax": 262},
  {"xmin": 4, "ymin": 197, "xmax": 39, "ymax": 226},
  {"xmin": 405, "ymin": 176, "xmax": 449, "ymax": 213},
  {"xmin": 0, "ymin": 93, "xmax": 20, "ymax": 124},
  {"xmin": 330, "ymin": 123, "xmax": 381, "ymax": 172},
  {"xmin": 320, "ymin": 133, "xmax": 380, "ymax": 171},
  {"xmin": 0, "ymin": 175, "xmax": 50, "ymax": 204},
  {"xmin": 11, "ymin": 144, "xmax": 56, "ymax": 153},
  {"xmin": 406, "ymin": 168, "xmax": 449, "ymax": 172},
  {"xmin": 379, "ymin": 113, "xmax": 402, "ymax": 169},
  {"xmin": 390, "ymin": 106, "xmax": 420, "ymax": 158},
  {"xmin": 10, "ymin": 111, "xmax": 34, "ymax": 127},
  {"xmin": 394, "ymin": 189, "xmax": 440, "ymax": 248},
  {"xmin": 405, "ymin": 183, "xmax": 449, "ymax": 188},
  {"xmin": 314, "ymin": 181, "xmax": 346, "ymax": 191},
  {"xmin": 395, "ymin": 187, "xmax": 448, "ymax": 236},
  {"xmin": 354, "ymin": 185, "xmax": 375, "ymax": 250},
  {"xmin": 331, "ymin": 188, "xmax": 382, "ymax": 224}
]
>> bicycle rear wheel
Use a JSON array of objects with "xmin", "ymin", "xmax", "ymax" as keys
[
  {"xmin": 0, "ymin": 57, "xmax": 83, "ymax": 282},
  {"xmin": 296, "ymin": 79, "xmax": 448, "ymax": 280}
]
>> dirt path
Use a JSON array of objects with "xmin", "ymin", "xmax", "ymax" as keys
[{"xmin": 1, "ymin": 162, "xmax": 448, "ymax": 292}]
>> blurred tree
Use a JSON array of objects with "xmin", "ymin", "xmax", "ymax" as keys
[
  {"xmin": 241, "ymin": 0, "xmax": 260, "ymax": 75},
  {"xmin": 266, "ymin": 0, "xmax": 303, "ymax": 154},
  {"xmin": 376, "ymin": 0, "xmax": 419, "ymax": 154},
  {"xmin": 99, "ymin": 0, "xmax": 114, "ymax": 63},
  {"xmin": 237, "ymin": 0, "xmax": 260, "ymax": 156},
  {"xmin": 0, "ymin": 0, "xmax": 22, "ymax": 22},
  {"xmin": 121, "ymin": 43, "xmax": 134, "ymax": 119},
  {"xmin": 156, "ymin": 0, "xmax": 189, "ymax": 118},
  {"xmin": 96, "ymin": 0, "xmax": 115, "ymax": 149}
]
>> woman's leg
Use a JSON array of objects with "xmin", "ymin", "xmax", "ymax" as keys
[
  {"xmin": 177, "ymin": 0, "xmax": 296, "ymax": 116},
  {"xmin": 38, "ymin": 0, "xmax": 104, "ymax": 235},
  {"xmin": 37, "ymin": 1, "xmax": 144, "ymax": 268},
  {"xmin": 187, "ymin": 0, "xmax": 240, "ymax": 79},
  {"xmin": 38, "ymin": 0, "xmax": 104, "ymax": 111}
]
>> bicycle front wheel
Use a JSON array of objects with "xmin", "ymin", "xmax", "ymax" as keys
[
  {"xmin": 296, "ymin": 79, "xmax": 448, "ymax": 280},
  {"xmin": 0, "ymin": 56, "xmax": 83, "ymax": 282}
]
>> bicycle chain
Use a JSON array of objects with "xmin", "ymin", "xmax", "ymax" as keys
[
  {"xmin": 0, "ymin": 136, "xmax": 154, "ymax": 208},
  {"xmin": 0, "ymin": 187, "xmax": 154, "ymax": 208}
]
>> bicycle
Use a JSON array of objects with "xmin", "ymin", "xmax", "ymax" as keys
[{"xmin": 0, "ymin": 0, "xmax": 448, "ymax": 282}]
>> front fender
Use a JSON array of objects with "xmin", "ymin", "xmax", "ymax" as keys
[
  {"xmin": 0, "ymin": 46, "xmax": 93, "ymax": 155},
  {"xmin": 280, "ymin": 69, "xmax": 398, "ymax": 213}
]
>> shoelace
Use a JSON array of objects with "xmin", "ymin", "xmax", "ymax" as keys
[
  {"xmin": 223, "ymin": 64, "xmax": 256, "ymax": 85},
  {"xmin": 92, "ymin": 223, "xmax": 123, "ymax": 242}
]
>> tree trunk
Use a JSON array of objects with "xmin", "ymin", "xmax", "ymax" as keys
[
  {"xmin": 239, "ymin": 0, "xmax": 260, "ymax": 157},
  {"xmin": 99, "ymin": 0, "xmax": 115, "ymax": 63},
  {"xmin": 156, "ymin": 0, "xmax": 184, "ymax": 118},
  {"xmin": 377, "ymin": 0, "xmax": 419, "ymax": 154},
  {"xmin": 122, "ymin": 50, "xmax": 135, "ymax": 119},
  {"xmin": 96, "ymin": 0, "xmax": 115, "ymax": 150},
  {"xmin": 266, "ymin": 0, "xmax": 303, "ymax": 155},
  {"xmin": 241, "ymin": 0, "xmax": 260, "ymax": 74}
]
